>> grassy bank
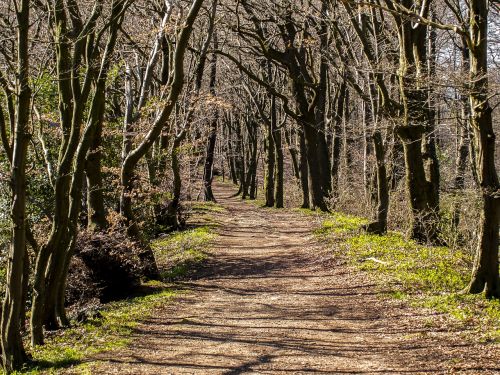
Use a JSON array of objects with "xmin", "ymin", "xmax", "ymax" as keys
[{"xmin": 313, "ymin": 210, "xmax": 500, "ymax": 343}]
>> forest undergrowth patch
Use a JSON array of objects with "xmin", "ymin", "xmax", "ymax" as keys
[
  {"xmin": 13, "ymin": 203, "xmax": 221, "ymax": 374},
  {"xmin": 16, "ymin": 286, "xmax": 177, "ymax": 375},
  {"xmin": 314, "ymin": 210, "xmax": 500, "ymax": 344},
  {"xmin": 152, "ymin": 226, "xmax": 215, "ymax": 280}
]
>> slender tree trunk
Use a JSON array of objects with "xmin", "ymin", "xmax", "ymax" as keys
[
  {"xmin": 332, "ymin": 81, "xmax": 346, "ymax": 199},
  {"xmin": 264, "ymin": 107, "xmax": 276, "ymax": 207},
  {"xmin": 203, "ymin": 34, "xmax": 218, "ymax": 202},
  {"xmin": 365, "ymin": 131, "xmax": 389, "ymax": 234},
  {"xmin": 166, "ymin": 134, "xmax": 185, "ymax": 228},
  {"xmin": 236, "ymin": 120, "xmax": 246, "ymax": 196},
  {"xmin": 1, "ymin": 1, "xmax": 30, "ymax": 369},
  {"xmin": 284, "ymin": 127, "xmax": 300, "ymax": 181},
  {"xmin": 452, "ymin": 36, "xmax": 471, "ymax": 227},
  {"xmin": 299, "ymin": 129, "xmax": 310, "ymax": 209},
  {"xmin": 274, "ymin": 126, "xmax": 284, "ymax": 208},
  {"xmin": 227, "ymin": 124, "xmax": 238, "ymax": 185},
  {"xmin": 120, "ymin": 0, "xmax": 204, "ymax": 240},
  {"xmin": 86, "ymin": 93, "xmax": 108, "ymax": 232}
]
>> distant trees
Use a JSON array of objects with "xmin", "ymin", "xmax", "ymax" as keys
[{"xmin": 216, "ymin": 0, "xmax": 499, "ymax": 297}]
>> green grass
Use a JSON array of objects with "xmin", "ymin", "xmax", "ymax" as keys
[
  {"xmin": 316, "ymin": 211, "xmax": 500, "ymax": 342},
  {"xmin": 152, "ymin": 226, "xmax": 215, "ymax": 280},
  {"xmin": 189, "ymin": 201, "xmax": 226, "ymax": 213},
  {"xmin": 14, "ymin": 287, "xmax": 178, "ymax": 374},
  {"xmin": 315, "ymin": 213, "xmax": 368, "ymax": 236}
]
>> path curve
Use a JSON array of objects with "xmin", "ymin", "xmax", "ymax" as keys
[{"xmin": 93, "ymin": 182, "xmax": 499, "ymax": 374}]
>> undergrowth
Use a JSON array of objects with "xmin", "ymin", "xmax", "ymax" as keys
[
  {"xmin": 152, "ymin": 226, "xmax": 215, "ymax": 280},
  {"xmin": 315, "ymin": 211, "xmax": 500, "ymax": 343},
  {"xmin": 15, "ymin": 286, "xmax": 177, "ymax": 374},
  {"xmin": 12, "ymin": 204, "xmax": 220, "ymax": 374}
]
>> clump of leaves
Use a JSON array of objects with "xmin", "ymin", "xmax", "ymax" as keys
[{"xmin": 67, "ymin": 226, "xmax": 145, "ymax": 307}]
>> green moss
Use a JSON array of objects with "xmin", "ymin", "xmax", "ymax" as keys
[
  {"xmin": 314, "ymin": 212, "xmax": 368, "ymax": 236},
  {"xmin": 343, "ymin": 232, "xmax": 469, "ymax": 292},
  {"xmin": 318, "ymin": 211, "xmax": 500, "ymax": 342},
  {"xmin": 15, "ymin": 288, "xmax": 178, "ymax": 374},
  {"xmin": 190, "ymin": 201, "xmax": 226, "ymax": 213},
  {"xmin": 419, "ymin": 294, "xmax": 500, "ymax": 342},
  {"xmin": 152, "ymin": 226, "xmax": 215, "ymax": 280}
]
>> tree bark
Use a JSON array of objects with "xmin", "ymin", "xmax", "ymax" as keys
[
  {"xmin": 465, "ymin": 0, "xmax": 500, "ymax": 298},
  {"xmin": 203, "ymin": 37, "xmax": 219, "ymax": 202},
  {"xmin": 1, "ymin": 1, "xmax": 30, "ymax": 369},
  {"xmin": 365, "ymin": 131, "xmax": 389, "ymax": 234},
  {"xmin": 264, "ymin": 103, "xmax": 276, "ymax": 207}
]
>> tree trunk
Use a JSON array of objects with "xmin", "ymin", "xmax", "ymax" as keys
[
  {"xmin": 264, "ymin": 108, "xmax": 276, "ymax": 207},
  {"xmin": 465, "ymin": 0, "xmax": 500, "ymax": 298},
  {"xmin": 274, "ymin": 127, "xmax": 284, "ymax": 208},
  {"xmin": 365, "ymin": 131, "xmax": 389, "ymax": 234},
  {"xmin": 166, "ymin": 134, "xmax": 185, "ymax": 229},
  {"xmin": 203, "ymin": 35, "xmax": 218, "ymax": 202},
  {"xmin": 394, "ymin": 4, "xmax": 440, "ymax": 244},
  {"xmin": 284, "ymin": 126, "xmax": 300, "ymax": 181},
  {"xmin": 86, "ymin": 91, "xmax": 108, "ymax": 232},
  {"xmin": 1, "ymin": 2, "xmax": 30, "ymax": 369},
  {"xmin": 120, "ymin": 0, "xmax": 204, "ymax": 247},
  {"xmin": 299, "ymin": 129, "xmax": 310, "ymax": 209},
  {"xmin": 332, "ymin": 81, "xmax": 346, "ymax": 199}
]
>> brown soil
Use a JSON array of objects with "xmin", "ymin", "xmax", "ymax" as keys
[{"xmin": 85, "ymin": 182, "xmax": 499, "ymax": 374}]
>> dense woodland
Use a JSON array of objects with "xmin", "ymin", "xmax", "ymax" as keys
[{"xmin": 0, "ymin": 0, "xmax": 499, "ymax": 372}]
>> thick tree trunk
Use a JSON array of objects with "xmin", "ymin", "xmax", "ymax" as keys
[
  {"xmin": 465, "ymin": 0, "xmax": 500, "ymax": 298},
  {"xmin": 395, "ymin": 5, "xmax": 440, "ymax": 244},
  {"xmin": 302, "ymin": 119, "xmax": 328, "ymax": 211}
]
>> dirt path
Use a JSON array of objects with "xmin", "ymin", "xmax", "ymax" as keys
[{"xmin": 92, "ymin": 183, "xmax": 499, "ymax": 374}]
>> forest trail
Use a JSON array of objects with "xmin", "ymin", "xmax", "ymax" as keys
[{"xmin": 91, "ymin": 182, "xmax": 499, "ymax": 374}]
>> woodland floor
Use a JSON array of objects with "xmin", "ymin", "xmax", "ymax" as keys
[{"xmin": 80, "ymin": 182, "xmax": 499, "ymax": 374}]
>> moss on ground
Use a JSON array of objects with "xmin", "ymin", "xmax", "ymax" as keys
[
  {"xmin": 316, "ymin": 211, "xmax": 500, "ymax": 343},
  {"xmin": 189, "ymin": 201, "xmax": 227, "ymax": 213},
  {"xmin": 152, "ymin": 226, "xmax": 215, "ymax": 280}
]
